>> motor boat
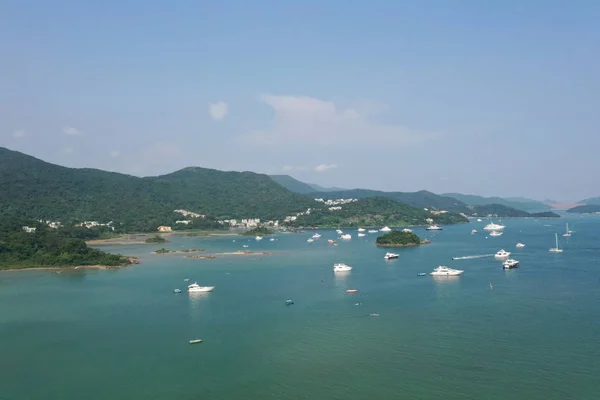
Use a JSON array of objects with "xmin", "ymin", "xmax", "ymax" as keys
[
  {"xmin": 327, "ymin": 239, "xmax": 336, "ymax": 244},
  {"xmin": 173, "ymin": 289, "xmax": 182, "ymax": 294},
  {"xmin": 384, "ymin": 252, "xmax": 399, "ymax": 260},
  {"xmin": 495, "ymin": 249, "xmax": 511, "ymax": 259},
  {"xmin": 430, "ymin": 266, "xmax": 464, "ymax": 276},
  {"xmin": 368, "ymin": 229, "xmax": 379, "ymax": 233},
  {"xmin": 502, "ymin": 259, "xmax": 520, "ymax": 269},
  {"xmin": 311, "ymin": 233, "xmax": 321, "ymax": 239},
  {"xmin": 426, "ymin": 225, "xmax": 443, "ymax": 231},
  {"xmin": 484, "ymin": 223, "xmax": 505, "ymax": 231},
  {"xmin": 471, "ymin": 229, "xmax": 477, "ymax": 234},
  {"xmin": 333, "ymin": 263, "xmax": 352, "ymax": 272},
  {"xmin": 345, "ymin": 289, "xmax": 358, "ymax": 294},
  {"xmin": 336, "ymin": 229, "xmax": 343, "ymax": 234},
  {"xmin": 489, "ymin": 231, "xmax": 503, "ymax": 237},
  {"xmin": 307, "ymin": 238, "xmax": 314, "ymax": 243},
  {"xmin": 357, "ymin": 228, "xmax": 366, "ymax": 232},
  {"xmin": 357, "ymin": 233, "xmax": 366, "ymax": 237},
  {"xmin": 379, "ymin": 226, "xmax": 392, "ymax": 232},
  {"xmin": 255, "ymin": 236, "xmax": 263, "ymax": 241},
  {"xmin": 516, "ymin": 243, "xmax": 525, "ymax": 248},
  {"xmin": 340, "ymin": 234, "xmax": 352, "ymax": 240},
  {"xmin": 188, "ymin": 282, "xmax": 215, "ymax": 293},
  {"xmin": 402, "ymin": 228, "xmax": 413, "ymax": 233}
]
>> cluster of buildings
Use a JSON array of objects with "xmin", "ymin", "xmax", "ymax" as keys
[
  {"xmin": 22, "ymin": 219, "xmax": 63, "ymax": 233},
  {"xmin": 76, "ymin": 221, "xmax": 115, "ymax": 230},
  {"xmin": 314, "ymin": 198, "xmax": 358, "ymax": 206}
]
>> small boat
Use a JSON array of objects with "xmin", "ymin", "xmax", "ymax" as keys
[
  {"xmin": 549, "ymin": 233, "xmax": 563, "ymax": 253},
  {"xmin": 357, "ymin": 228, "xmax": 366, "ymax": 232},
  {"xmin": 369, "ymin": 313, "xmax": 380, "ymax": 317},
  {"xmin": 402, "ymin": 228, "xmax": 413, "ymax": 233},
  {"xmin": 188, "ymin": 283, "xmax": 215, "ymax": 293},
  {"xmin": 307, "ymin": 238, "xmax": 314, "ymax": 243},
  {"xmin": 285, "ymin": 299, "xmax": 294, "ymax": 305},
  {"xmin": 495, "ymin": 249, "xmax": 511, "ymax": 259},
  {"xmin": 484, "ymin": 223, "xmax": 505, "ymax": 231},
  {"xmin": 430, "ymin": 266, "xmax": 464, "ymax": 276},
  {"xmin": 417, "ymin": 272, "xmax": 427, "ymax": 276},
  {"xmin": 255, "ymin": 236, "xmax": 263, "ymax": 241},
  {"xmin": 471, "ymin": 229, "xmax": 477, "ymax": 234},
  {"xmin": 562, "ymin": 222, "xmax": 571, "ymax": 237},
  {"xmin": 379, "ymin": 226, "xmax": 392, "ymax": 232},
  {"xmin": 346, "ymin": 289, "xmax": 358, "ymax": 294},
  {"xmin": 189, "ymin": 339, "xmax": 203, "ymax": 344},
  {"xmin": 516, "ymin": 243, "xmax": 526, "ymax": 248},
  {"xmin": 243, "ymin": 245, "xmax": 249, "ymax": 248},
  {"xmin": 502, "ymin": 259, "xmax": 520, "ymax": 269},
  {"xmin": 184, "ymin": 278, "xmax": 190, "ymax": 282},
  {"xmin": 311, "ymin": 233, "xmax": 322, "ymax": 239},
  {"xmin": 340, "ymin": 234, "xmax": 352, "ymax": 240},
  {"xmin": 426, "ymin": 225, "xmax": 443, "ymax": 231},
  {"xmin": 336, "ymin": 229, "xmax": 343, "ymax": 234},
  {"xmin": 269, "ymin": 237, "xmax": 275, "ymax": 241},
  {"xmin": 327, "ymin": 239, "xmax": 336, "ymax": 244},
  {"xmin": 368, "ymin": 229, "xmax": 379, "ymax": 233},
  {"xmin": 489, "ymin": 231, "xmax": 503, "ymax": 237},
  {"xmin": 334, "ymin": 263, "xmax": 352, "ymax": 272},
  {"xmin": 477, "ymin": 218, "xmax": 483, "ymax": 222},
  {"xmin": 384, "ymin": 252, "xmax": 399, "ymax": 260},
  {"xmin": 358, "ymin": 233, "xmax": 366, "ymax": 237},
  {"xmin": 173, "ymin": 289, "xmax": 182, "ymax": 293}
]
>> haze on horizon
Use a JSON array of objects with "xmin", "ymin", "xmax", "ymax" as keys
[{"xmin": 1, "ymin": 1, "xmax": 599, "ymax": 202}]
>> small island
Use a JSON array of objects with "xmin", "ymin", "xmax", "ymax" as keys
[
  {"xmin": 145, "ymin": 235, "xmax": 168, "ymax": 244},
  {"xmin": 375, "ymin": 230, "xmax": 430, "ymax": 247},
  {"xmin": 153, "ymin": 248, "xmax": 204, "ymax": 254},
  {"xmin": 240, "ymin": 226, "xmax": 272, "ymax": 236}
]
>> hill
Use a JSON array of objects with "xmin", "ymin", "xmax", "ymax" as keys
[
  {"xmin": 269, "ymin": 175, "xmax": 319, "ymax": 194},
  {"xmin": 311, "ymin": 189, "xmax": 470, "ymax": 213},
  {"xmin": 580, "ymin": 197, "xmax": 600, "ymax": 205},
  {"xmin": 566, "ymin": 204, "xmax": 600, "ymax": 214},
  {"xmin": 288, "ymin": 197, "xmax": 468, "ymax": 228},
  {"xmin": 443, "ymin": 193, "xmax": 550, "ymax": 212},
  {"xmin": 470, "ymin": 204, "xmax": 559, "ymax": 218},
  {"xmin": 0, "ymin": 148, "xmax": 315, "ymax": 232}
]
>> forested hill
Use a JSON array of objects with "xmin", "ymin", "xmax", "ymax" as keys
[
  {"xmin": 0, "ymin": 148, "xmax": 315, "ymax": 231},
  {"xmin": 443, "ymin": 193, "xmax": 550, "ymax": 212}
]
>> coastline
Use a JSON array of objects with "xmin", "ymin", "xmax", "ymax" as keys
[
  {"xmin": 376, "ymin": 240, "xmax": 432, "ymax": 248},
  {"xmin": 0, "ymin": 257, "xmax": 140, "ymax": 272}
]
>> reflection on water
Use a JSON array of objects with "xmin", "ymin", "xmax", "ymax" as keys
[
  {"xmin": 431, "ymin": 275, "xmax": 462, "ymax": 284},
  {"xmin": 333, "ymin": 271, "xmax": 350, "ymax": 281}
]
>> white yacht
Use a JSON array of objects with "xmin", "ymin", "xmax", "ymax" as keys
[
  {"xmin": 311, "ymin": 233, "xmax": 321, "ymax": 239},
  {"xmin": 340, "ymin": 233, "xmax": 352, "ymax": 240},
  {"xmin": 357, "ymin": 228, "xmax": 366, "ymax": 232},
  {"xmin": 336, "ymin": 229, "xmax": 343, "ymax": 234},
  {"xmin": 384, "ymin": 252, "xmax": 399, "ymax": 260},
  {"xmin": 516, "ymin": 243, "xmax": 526, "ymax": 248},
  {"xmin": 495, "ymin": 249, "xmax": 511, "ymax": 259},
  {"xmin": 562, "ymin": 223, "xmax": 571, "ymax": 237},
  {"xmin": 368, "ymin": 229, "xmax": 379, "ymax": 233},
  {"xmin": 333, "ymin": 263, "xmax": 352, "ymax": 272},
  {"xmin": 379, "ymin": 226, "xmax": 392, "ymax": 232},
  {"xmin": 502, "ymin": 259, "xmax": 520, "ymax": 269},
  {"xmin": 549, "ymin": 233, "xmax": 563, "ymax": 253},
  {"xmin": 188, "ymin": 283, "xmax": 215, "ymax": 293},
  {"xmin": 402, "ymin": 228, "xmax": 413, "ymax": 233},
  {"xmin": 426, "ymin": 225, "xmax": 443, "ymax": 231},
  {"xmin": 489, "ymin": 231, "xmax": 503, "ymax": 237},
  {"xmin": 357, "ymin": 233, "xmax": 366, "ymax": 237},
  {"xmin": 255, "ymin": 236, "xmax": 263, "ymax": 241},
  {"xmin": 307, "ymin": 238, "xmax": 314, "ymax": 243},
  {"xmin": 477, "ymin": 218, "xmax": 483, "ymax": 222},
  {"xmin": 430, "ymin": 266, "xmax": 464, "ymax": 276},
  {"xmin": 471, "ymin": 229, "xmax": 478, "ymax": 234},
  {"xmin": 484, "ymin": 223, "xmax": 505, "ymax": 231}
]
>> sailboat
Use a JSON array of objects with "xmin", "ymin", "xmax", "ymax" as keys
[
  {"xmin": 549, "ymin": 233, "xmax": 563, "ymax": 253},
  {"xmin": 562, "ymin": 223, "xmax": 572, "ymax": 237}
]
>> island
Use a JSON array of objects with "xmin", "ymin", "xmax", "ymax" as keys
[
  {"xmin": 566, "ymin": 204, "xmax": 600, "ymax": 214},
  {"xmin": 240, "ymin": 226, "xmax": 273, "ymax": 236},
  {"xmin": 375, "ymin": 230, "xmax": 430, "ymax": 248},
  {"xmin": 153, "ymin": 248, "xmax": 204, "ymax": 254},
  {"xmin": 145, "ymin": 235, "xmax": 169, "ymax": 244}
]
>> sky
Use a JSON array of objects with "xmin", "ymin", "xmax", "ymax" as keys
[{"xmin": 1, "ymin": 0, "xmax": 599, "ymax": 201}]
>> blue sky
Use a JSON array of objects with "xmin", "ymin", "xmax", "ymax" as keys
[{"xmin": 1, "ymin": 1, "xmax": 599, "ymax": 201}]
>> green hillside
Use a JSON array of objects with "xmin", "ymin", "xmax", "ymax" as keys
[
  {"xmin": 288, "ymin": 197, "xmax": 468, "ymax": 228},
  {"xmin": 269, "ymin": 175, "xmax": 319, "ymax": 194},
  {"xmin": 443, "ymin": 193, "xmax": 550, "ymax": 212},
  {"xmin": 470, "ymin": 204, "xmax": 559, "ymax": 218},
  {"xmin": 0, "ymin": 148, "xmax": 314, "ymax": 232}
]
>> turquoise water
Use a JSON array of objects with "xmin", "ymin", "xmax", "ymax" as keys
[{"xmin": 1, "ymin": 215, "xmax": 599, "ymax": 399}]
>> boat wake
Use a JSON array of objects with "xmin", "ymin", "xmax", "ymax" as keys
[{"xmin": 452, "ymin": 254, "xmax": 494, "ymax": 260}]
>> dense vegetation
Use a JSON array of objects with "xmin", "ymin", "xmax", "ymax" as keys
[
  {"xmin": 0, "ymin": 217, "xmax": 131, "ymax": 269},
  {"xmin": 566, "ymin": 204, "xmax": 600, "ymax": 213},
  {"xmin": 269, "ymin": 175, "xmax": 320, "ymax": 194},
  {"xmin": 0, "ymin": 147, "xmax": 314, "ymax": 232},
  {"xmin": 240, "ymin": 226, "xmax": 273, "ymax": 236},
  {"xmin": 145, "ymin": 235, "xmax": 168, "ymax": 243},
  {"xmin": 375, "ymin": 230, "xmax": 423, "ymax": 246},
  {"xmin": 288, "ymin": 197, "xmax": 468, "ymax": 228},
  {"xmin": 469, "ymin": 204, "xmax": 560, "ymax": 218},
  {"xmin": 443, "ymin": 193, "xmax": 550, "ymax": 212}
]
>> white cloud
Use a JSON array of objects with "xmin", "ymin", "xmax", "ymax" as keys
[
  {"xmin": 62, "ymin": 126, "xmax": 83, "ymax": 136},
  {"xmin": 12, "ymin": 129, "xmax": 26, "ymax": 138},
  {"xmin": 209, "ymin": 101, "xmax": 229, "ymax": 120},
  {"xmin": 109, "ymin": 150, "xmax": 120, "ymax": 158},
  {"xmin": 245, "ymin": 94, "xmax": 434, "ymax": 147},
  {"xmin": 314, "ymin": 164, "xmax": 337, "ymax": 172}
]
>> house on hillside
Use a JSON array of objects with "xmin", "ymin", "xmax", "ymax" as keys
[{"xmin": 157, "ymin": 226, "xmax": 173, "ymax": 232}]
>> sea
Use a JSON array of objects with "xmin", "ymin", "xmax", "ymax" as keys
[{"xmin": 1, "ymin": 215, "xmax": 599, "ymax": 400}]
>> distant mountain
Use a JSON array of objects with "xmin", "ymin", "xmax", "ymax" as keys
[
  {"xmin": 567, "ymin": 204, "xmax": 600, "ymax": 213},
  {"xmin": 269, "ymin": 175, "xmax": 318, "ymax": 194},
  {"xmin": 469, "ymin": 204, "xmax": 559, "ymax": 218},
  {"xmin": 311, "ymin": 189, "xmax": 470, "ymax": 213},
  {"xmin": 443, "ymin": 193, "xmax": 550, "ymax": 212},
  {"xmin": 307, "ymin": 183, "xmax": 348, "ymax": 192},
  {"xmin": 0, "ymin": 148, "xmax": 315, "ymax": 232},
  {"xmin": 580, "ymin": 197, "xmax": 600, "ymax": 205}
]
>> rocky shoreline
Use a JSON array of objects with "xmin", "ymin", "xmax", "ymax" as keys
[
  {"xmin": 1, "ymin": 256, "xmax": 140, "ymax": 272},
  {"xmin": 375, "ymin": 240, "xmax": 431, "ymax": 248}
]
